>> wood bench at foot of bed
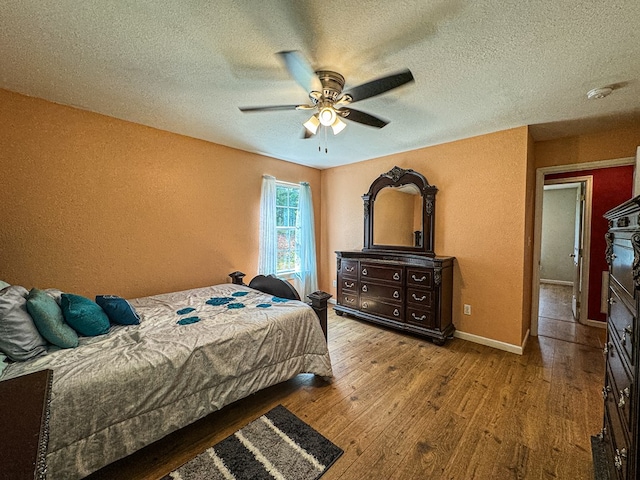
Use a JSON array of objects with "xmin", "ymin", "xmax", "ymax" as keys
[{"xmin": 228, "ymin": 271, "xmax": 331, "ymax": 341}]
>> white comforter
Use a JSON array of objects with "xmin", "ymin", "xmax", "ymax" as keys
[{"xmin": 1, "ymin": 283, "xmax": 333, "ymax": 479}]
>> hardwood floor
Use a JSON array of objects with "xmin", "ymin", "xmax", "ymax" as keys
[
  {"xmin": 87, "ymin": 308, "xmax": 605, "ymax": 480},
  {"xmin": 538, "ymin": 283, "xmax": 607, "ymax": 348}
]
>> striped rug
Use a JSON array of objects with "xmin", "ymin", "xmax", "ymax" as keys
[{"xmin": 163, "ymin": 405, "xmax": 343, "ymax": 480}]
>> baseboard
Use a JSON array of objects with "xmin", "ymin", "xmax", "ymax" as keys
[
  {"xmin": 454, "ymin": 330, "xmax": 527, "ymax": 355},
  {"xmin": 328, "ymin": 298, "xmax": 337, "ymax": 305},
  {"xmin": 540, "ymin": 279, "xmax": 573, "ymax": 286},
  {"xmin": 586, "ymin": 318, "xmax": 607, "ymax": 329}
]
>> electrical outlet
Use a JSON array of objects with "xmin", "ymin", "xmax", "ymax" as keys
[
  {"xmin": 332, "ymin": 280, "xmax": 337, "ymax": 287},
  {"xmin": 463, "ymin": 304, "xmax": 471, "ymax": 315}
]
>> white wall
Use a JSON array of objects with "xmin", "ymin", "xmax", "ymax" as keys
[{"xmin": 541, "ymin": 187, "xmax": 577, "ymax": 283}]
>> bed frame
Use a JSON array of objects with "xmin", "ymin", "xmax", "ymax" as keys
[{"xmin": 228, "ymin": 271, "xmax": 332, "ymax": 340}]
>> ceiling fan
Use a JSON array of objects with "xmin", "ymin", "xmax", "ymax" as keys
[{"xmin": 239, "ymin": 51, "xmax": 415, "ymax": 138}]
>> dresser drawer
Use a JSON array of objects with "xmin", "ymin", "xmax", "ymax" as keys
[
  {"xmin": 406, "ymin": 306, "xmax": 435, "ymax": 329},
  {"xmin": 360, "ymin": 282, "xmax": 402, "ymax": 303},
  {"xmin": 340, "ymin": 259, "xmax": 358, "ymax": 279},
  {"xmin": 360, "ymin": 263, "xmax": 402, "ymax": 283},
  {"xmin": 407, "ymin": 288, "xmax": 434, "ymax": 307},
  {"xmin": 609, "ymin": 283, "xmax": 635, "ymax": 365},
  {"xmin": 360, "ymin": 297, "xmax": 403, "ymax": 321},
  {"xmin": 339, "ymin": 292, "xmax": 358, "ymax": 309},
  {"xmin": 407, "ymin": 268, "xmax": 433, "ymax": 288},
  {"xmin": 610, "ymin": 235, "xmax": 635, "ymax": 302},
  {"xmin": 604, "ymin": 404, "xmax": 630, "ymax": 480},
  {"xmin": 606, "ymin": 338, "xmax": 634, "ymax": 433}
]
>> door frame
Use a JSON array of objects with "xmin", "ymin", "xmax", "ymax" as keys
[{"xmin": 531, "ymin": 156, "xmax": 635, "ymax": 337}]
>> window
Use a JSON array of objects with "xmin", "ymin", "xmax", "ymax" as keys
[
  {"xmin": 259, "ymin": 175, "xmax": 317, "ymax": 298},
  {"xmin": 275, "ymin": 183, "xmax": 300, "ymax": 275}
]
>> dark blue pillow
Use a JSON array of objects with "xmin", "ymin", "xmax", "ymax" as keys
[
  {"xmin": 61, "ymin": 294, "xmax": 110, "ymax": 336},
  {"xmin": 95, "ymin": 295, "xmax": 140, "ymax": 325}
]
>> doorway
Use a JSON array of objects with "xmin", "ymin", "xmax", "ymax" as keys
[
  {"xmin": 531, "ymin": 157, "xmax": 635, "ymax": 342},
  {"xmin": 537, "ymin": 179, "xmax": 601, "ymax": 345}
]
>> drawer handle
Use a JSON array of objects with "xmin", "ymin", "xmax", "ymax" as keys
[
  {"xmin": 362, "ymin": 268, "xmax": 368, "ymax": 276},
  {"xmin": 393, "ymin": 272, "xmax": 400, "ymax": 280},
  {"xmin": 624, "ymin": 324, "xmax": 632, "ymax": 335},
  {"xmin": 362, "ymin": 302, "xmax": 368, "ymax": 309},
  {"xmin": 412, "ymin": 313, "xmax": 426, "ymax": 321},
  {"xmin": 393, "ymin": 309, "xmax": 400, "ymax": 317},
  {"xmin": 608, "ymin": 297, "xmax": 615, "ymax": 305},
  {"xmin": 618, "ymin": 387, "xmax": 630, "ymax": 408},
  {"xmin": 345, "ymin": 297, "xmax": 355, "ymax": 304},
  {"xmin": 362, "ymin": 285, "xmax": 368, "ymax": 293},
  {"xmin": 614, "ymin": 448, "xmax": 627, "ymax": 470},
  {"xmin": 622, "ymin": 332, "xmax": 627, "ymax": 346},
  {"xmin": 412, "ymin": 294, "xmax": 427, "ymax": 301},
  {"xmin": 611, "ymin": 254, "xmax": 617, "ymax": 260},
  {"xmin": 412, "ymin": 275, "xmax": 427, "ymax": 282},
  {"xmin": 345, "ymin": 266, "xmax": 355, "ymax": 272},
  {"xmin": 603, "ymin": 342, "xmax": 613, "ymax": 357},
  {"xmin": 344, "ymin": 281, "xmax": 354, "ymax": 288},
  {"xmin": 393, "ymin": 291, "xmax": 400, "ymax": 299},
  {"xmin": 602, "ymin": 385, "xmax": 611, "ymax": 400}
]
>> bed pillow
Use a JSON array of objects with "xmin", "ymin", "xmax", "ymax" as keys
[
  {"xmin": 61, "ymin": 293, "xmax": 110, "ymax": 336},
  {"xmin": 44, "ymin": 288, "xmax": 64, "ymax": 306},
  {"xmin": 95, "ymin": 295, "xmax": 140, "ymax": 325},
  {"xmin": 0, "ymin": 285, "xmax": 48, "ymax": 361},
  {"xmin": 27, "ymin": 288, "xmax": 78, "ymax": 349}
]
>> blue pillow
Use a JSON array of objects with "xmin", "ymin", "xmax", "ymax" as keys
[
  {"xmin": 61, "ymin": 294, "xmax": 110, "ymax": 336},
  {"xmin": 27, "ymin": 288, "xmax": 78, "ymax": 348},
  {"xmin": 95, "ymin": 295, "xmax": 140, "ymax": 325}
]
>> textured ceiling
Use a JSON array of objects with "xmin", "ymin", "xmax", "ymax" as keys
[{"xmin": 1, "ymin": 0, "xmax": 639, "ymax": 169}]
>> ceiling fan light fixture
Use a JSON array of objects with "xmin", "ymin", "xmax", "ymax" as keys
[
  {"xmin": 318, "ymin": 107, "xmax": 337, "ymax": 126},
  {"xmin": 303, "ymin": 114, "xmax": 320, "ymax": 135},
  {"xmin": 330, "ymin": 117, "xmax": 347, "ymax": 135}
]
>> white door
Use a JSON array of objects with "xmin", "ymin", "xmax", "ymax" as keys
[{"xmin": 571, "ymin": 183, "xmax": 585, "ymax": 321}]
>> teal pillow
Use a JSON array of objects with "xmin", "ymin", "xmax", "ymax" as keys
[
  {"xmin": 61, "ymin": 294, "xmax": 110, "ymax": 337},
  {"xmin": 95, "ymin": 295, "xmax": 140, "ymax": 325},
  {"xmin": 27, "ymin": 288, "xmax": 78, "ymax": 348}
]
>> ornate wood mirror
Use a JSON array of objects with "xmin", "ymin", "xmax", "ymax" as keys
[{"xmin": 362, "ymin": 166, "xmax": 437, "ymax": 255}]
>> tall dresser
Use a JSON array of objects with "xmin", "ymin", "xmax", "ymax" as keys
[
  {"xmin": 334, "ymin": 166, "xmax": 455, "ymax": 345},
  {"xmin": 599, "ymin": 196, "xmax": 640, "ymax": 479}
]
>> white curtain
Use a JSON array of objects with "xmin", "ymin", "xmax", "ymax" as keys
[
  {"xmin": 258, "ymin": 175, "xmax": 277, "ymax": 275},
  {"xmin": 296, "ymin": 182, "xmax": 318, "ymax": 298}
]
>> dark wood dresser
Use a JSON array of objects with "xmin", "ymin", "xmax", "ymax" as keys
[
  {"xmin": 598, "ymin": 196, "xmax": 640, "ymax": 479},
  {"xmin": 334, "ymin": 166, "xmax": 455, "ymax": 345},
  {"xmin": 335, "ymin": 251, "xmax": 454, "ymax": 344}
]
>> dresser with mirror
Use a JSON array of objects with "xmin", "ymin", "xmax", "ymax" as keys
[{"xmin": 335, "ymin": 166, "xmax": 455, "ymax": 345}]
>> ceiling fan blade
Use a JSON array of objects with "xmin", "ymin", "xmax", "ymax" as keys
[
  {"xmin": 239, "ymin": 104, "xmax": 312, "ymax": 113},
  {"xmin": 302, "ymin": 128, "xmax": 314, "ymax": 139},
  {"xmin": 341, "ymin": 69, "xmax": 414, "ymax": 103},
  {"xmin": 277, "ymin": 50, "xmax": 322, "ymax": 93},
  {"xmin": 339, "ymin": 108, "xmax": 389, "ymax": 128}
]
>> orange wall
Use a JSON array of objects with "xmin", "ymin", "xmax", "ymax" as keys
[
  {"xmin": 0, "ymin": 89, "xmax": 321, "ymax": 299},
  {"xmin": 321, "ymin": 127, "xmax": 531, "ymax": 347},
  {"xmin": 535, "ymin": 125, "xmax": 640, "ymax": 168}
]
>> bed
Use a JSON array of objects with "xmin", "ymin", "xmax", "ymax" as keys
[{"xmin": 0, "ymin": 274, "xmax": 332, "ymax": 479}]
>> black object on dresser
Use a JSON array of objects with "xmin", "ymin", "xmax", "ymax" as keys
[
  {"xmin": 597, "ymin": 196, "xmax": 640, "ymax": 479},
  {"xmin": 335, "ymin": 166, "xmax": 455, "ymax": 345}
]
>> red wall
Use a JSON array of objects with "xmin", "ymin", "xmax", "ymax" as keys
[{"xmin": 546, "ymin": 165, "xmax": 634, "ymax": 322}]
